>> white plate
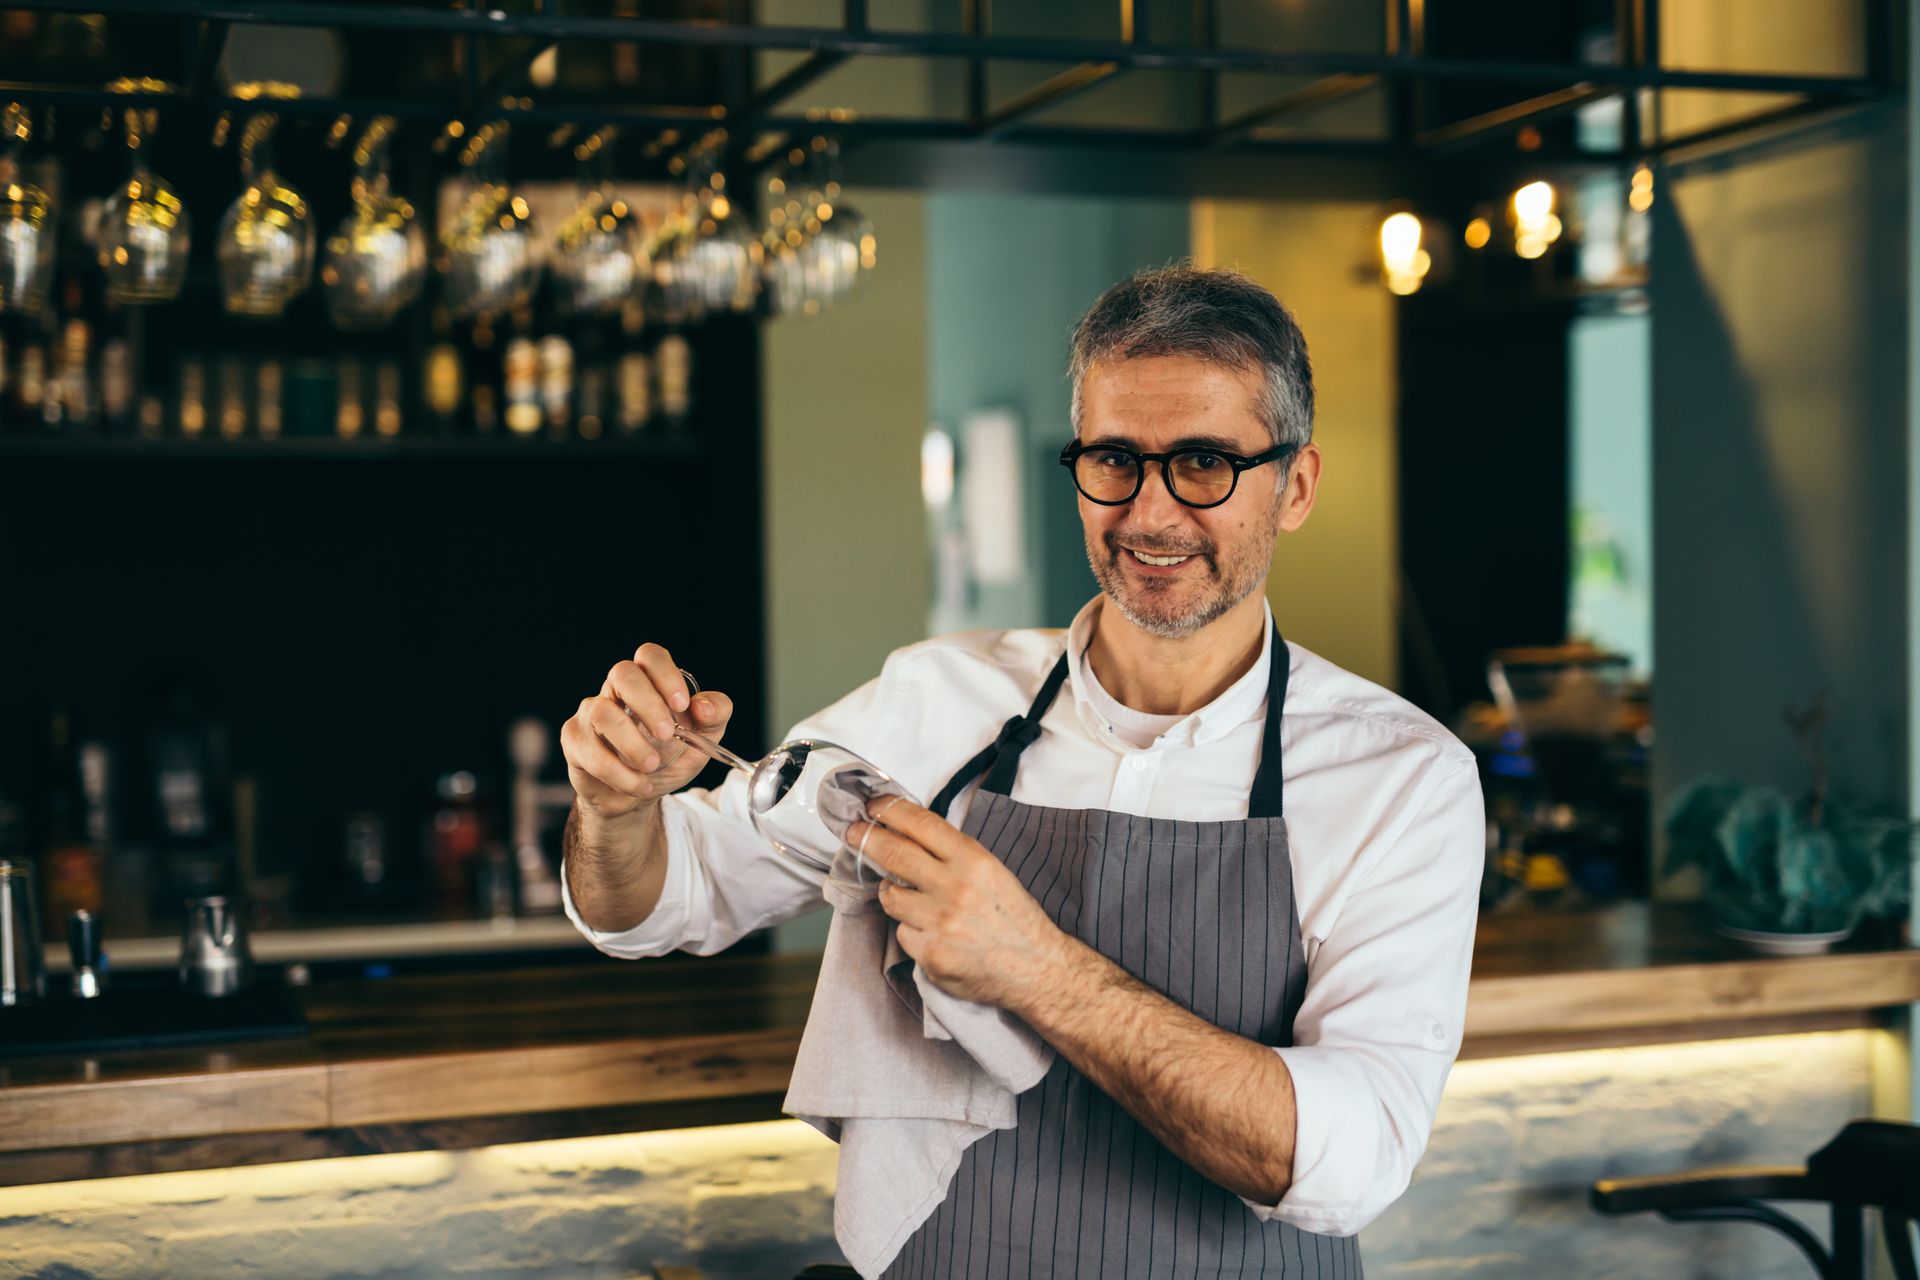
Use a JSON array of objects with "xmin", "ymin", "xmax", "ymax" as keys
[{"xmin": 1715, "ymin": 923, "xmax": 1854, "ymax": 956}]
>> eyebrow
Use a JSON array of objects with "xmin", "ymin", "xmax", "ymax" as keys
[{"xmin": 1084, "ymin": 432, "xmax": 1255, "ymax": 453}]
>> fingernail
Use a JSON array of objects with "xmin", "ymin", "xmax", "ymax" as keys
[
  {"xmin": 645, "ymin": 756, "xmax": 661, "ymax": 772},
  {"xmin": 693, "ymin": 697, "xmax": 712, "ymax": 718},
  {"xmin": 671, "ymin": 689, "xmax": 689, "ymax": 711},
  {"xmin": 656, "ymin": 720, "xmax": 676, "ymax": 740}
]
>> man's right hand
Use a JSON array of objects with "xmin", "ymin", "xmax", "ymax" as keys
[{"xmin": 561, "ymin": 641, "xmax": 735, "ymax": 820}]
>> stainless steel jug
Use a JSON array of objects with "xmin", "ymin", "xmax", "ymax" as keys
[
  {"xmin": 179, "ymin": 895, "xmax": 254, "ymax": 997},
  {"xmin": 0, "ymin": 859, "xmax": 46, "ymax": 1006}
]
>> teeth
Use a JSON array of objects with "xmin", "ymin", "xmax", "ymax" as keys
[{"xmin": 1130, "ymin": 549, "xmax": 1191, "ymax": 567}]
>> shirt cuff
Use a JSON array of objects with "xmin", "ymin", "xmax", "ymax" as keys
[
  {"xmin": 559, "ymin": 799, "xmax": 698, "ymax": 958},
  {"xmin": 1240, "ymin": 1045, "xmax": 1393, "ymax": 1238}
]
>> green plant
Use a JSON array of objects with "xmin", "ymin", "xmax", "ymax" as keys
[{"xmin": 1664, "ymin": 696, "xmax": 1916, "ymax": 934}]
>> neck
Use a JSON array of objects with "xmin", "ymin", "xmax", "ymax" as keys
[{"xmin": 1085, "ymin": 590, "xmax": 1269, "ymax": 716}]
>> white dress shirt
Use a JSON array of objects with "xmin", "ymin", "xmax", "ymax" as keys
[{"xmin": 563, "ymin": 597, "xmax": 1486, "ymax": 1237}]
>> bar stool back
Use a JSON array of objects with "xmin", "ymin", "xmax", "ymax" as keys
[{"xmin": 1591, "ymin": 1118, "xmax": 1918, "ymax": 1280}]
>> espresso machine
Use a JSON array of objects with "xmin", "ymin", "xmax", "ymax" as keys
[{"xmin": 1485, "ymin": 645, "xmax": 1648, "ymax": 906}]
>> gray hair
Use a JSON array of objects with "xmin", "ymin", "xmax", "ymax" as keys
[{"xmin": 1068, "ymin": 263, "xmax": 1315, "ymax": 452}]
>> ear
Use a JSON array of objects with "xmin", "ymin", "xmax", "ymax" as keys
[{"xmin": 1277, "ymin": 443, "xmax": 1321, "ymax": 533}]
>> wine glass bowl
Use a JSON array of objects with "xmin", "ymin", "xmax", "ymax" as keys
[
  {"xmin": 440, "ymin": 179, "xmax": 541, "ymax": 319},
  {"xmin": 321, "ymin": 118, "xmax": 423, "ymax": 330},
  {"xmin": 676, "ymin": 213, "xmax": 761, "ymax": 315},
  {"xmin": 321, "ymin": 194, "xmax": 423, "ymax": 330},
  {"xmin": 99, "ymin": 165, "xmax": 190, "ymax": 304},
  {"xmin": 552, "ymin": 188, "xmax": 646, "ymax": 317},
  {"xmin": 218, "ymin": 167, "xmax": 314, "ymax": 317},
  {"xmin": 743, "ymin": 739, "xmax": 915, "ymax": 884},
  {"xmin": 0, "ymin": 173, "xmax": 55, "ymax": 315}
]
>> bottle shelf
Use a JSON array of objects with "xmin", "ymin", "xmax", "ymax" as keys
[{"xmin": 0, "ymin": 432, "xmax": 703, "ymax": 462}]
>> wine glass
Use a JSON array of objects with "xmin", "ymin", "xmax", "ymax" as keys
[
  {"xmin": 0, "ymin": 105, "xmax": 54, "ymax": 316},
  {"xmin": 321, "ymin": 116, "xmax": 424, "ymax": 331},
  {"xmin": 552, "ymin": 187, "xmax": 646, "ymax": 317},
  {"xmin": 98, "ymin": 91, "xmax": 190, "ymax": 305},
  {"xmin": 676, "ymin": 211, "xmax": 761, "ymax": 315},
  {"xmin": 806, "ymin": 197, "xmax": 872, "ymax": 299},
  {"xmin": 217, "ymin": 107, "xmax": 314, "ymax": 317},
  {"xmin": 439, "ymin": 121, "xmax": 540, "ymax": 319},
  {"xmin": 552, "ymin": 128, "xmax": 648, "ymax": 317},
  {"xmin": 654, "ymin": 671, "xmax": 913, "ymax": 883}
]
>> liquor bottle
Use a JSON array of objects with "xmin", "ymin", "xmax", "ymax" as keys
[
  {"xmin": 217, "ymin": 357, "xmax": 248, "ymax": 439},
  {"xmin": 656, "ymin": 331, "xmax": 692, "ymax": 429},
  {"xmin": 422, "ymin": 309, "xmax": 463, "ymax": 437},
  {"xmin": 335, "ymin": 358, "xmax": 365, "ymax": 439},
  {"xmin": 503, "ymin": 312, "xmax": 540, "ymax": 437},
  {"xmin": 467, "ymin": 315, "xmax": 500, "ymax": 435},
  {"xmin": 56, "ymin": 315, "xmax": 92, "ymax": 432},
  {"xmin": 255, "ymin": 359, "xmax": 284, "ymax": 440},
  {"xmin": 538, "ymin": 332, "xmax": 572, "ymax": 439},
  {"xmin": 140, "ymin": 683, "xmax": 237, "ymax": 907},
  {"xmin": 136, "ymin": 392, "xmax": 164, "ymax": 440},
  {"xmin": 615, "ymin": 297, "xmax": 650, "ymax": 435},
  {"xmin": 177, "ymin": 356, "xmax": 207, "ymax": 438},
  {"xmin": 99, "ymin": 335, "xmax": 133, "ymax": 435},
  {"xmin": 575, "ymin": 362, "xmax": 607, "ymax": 440},
  {"xmin": 39, "ymin": 707, "xmax": 103, "ymax": 924},
  {"xmin": 14, "ymin": 336, "xmax": 43, "ymax": 429},
  {"xmin": 374, "ymin": 360, "xmax": 402, "ymax": 438}
]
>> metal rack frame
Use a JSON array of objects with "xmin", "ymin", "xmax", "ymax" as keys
[{"xmin": 0, "ymin": 0, "xmax": 1903, "ymax": 186}]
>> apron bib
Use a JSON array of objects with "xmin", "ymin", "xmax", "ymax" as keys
[{"xmin": 883, "ymin": 630, "xmax": 1361, "ymax": 1279}]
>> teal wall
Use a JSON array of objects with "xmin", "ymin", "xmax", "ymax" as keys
[
  {"xmin": 924, "ymin": 192, "xmax": 1191, "ymax": 632},
  {"xmin": 1650, "ymin": 115, "xmax": 1908, "ymax": 850},
  {"xmin": 1568, "ymin": 312, "xmax": 1654, "ymax": 678}
]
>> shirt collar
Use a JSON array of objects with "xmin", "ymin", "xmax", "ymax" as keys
[{"xmin": 1063, "ymin": 596, "xmax": 1275, "ymax": 750}]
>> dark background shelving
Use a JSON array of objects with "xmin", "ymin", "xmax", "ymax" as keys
[{"xmin": 0, "ymin": 312, "xmax": 767, "ymax": 924}]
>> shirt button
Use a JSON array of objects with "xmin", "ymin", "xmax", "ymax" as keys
[{"xmin": 1130, "ymin": 756, "xmax": 1149, "ymax": 772}]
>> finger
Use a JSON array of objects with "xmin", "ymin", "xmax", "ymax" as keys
[
  {"xmin": 634, "ymin": 642, "xmax": 692, "ymax": 714},
  {"xmin": 849, "ymin": 821, "xmax": 943, "ymax": 887},
  {"xmin": 584, "ymin": 697, "xmax": 662, "ymax": 772},
  {"xmin": 606, "ymin": 660, "xmax": 678, "ymax": 742},
  {"xmin": 894, "ymin": 922, "xmax": 929, "ymax": 960},
  {"xmin": 865, "ymin": 798, "xmax": 969, "ymax": 861},
  {"xmin": 565, "ymin": 722, "xmax": 655, "ymax": 795},
  {"xmin": 689, "ymin": 689, "xmax": 733, "ymax": 733},
  {"xmin": 877, "ymin": 880, "xmax": 933, "ymax": 928}
]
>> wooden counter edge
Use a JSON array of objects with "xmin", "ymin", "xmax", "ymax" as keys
[
  {"xmin": 1463, "ymin": 947, "xmax": 1920, "ymax": 1038},
  {"xmin": 4, "ymin": 944, "xmax": 1917, "ymax": 1178}
]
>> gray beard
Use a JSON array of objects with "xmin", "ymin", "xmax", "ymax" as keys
[{"xmin": 1085, "ymin": 503, "xmax": 1280, "ymax": 640}]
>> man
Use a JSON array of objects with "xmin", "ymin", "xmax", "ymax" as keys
[{"xmin": 562, "ymin": 265, "xmax": 1485, "ymax": 1277}]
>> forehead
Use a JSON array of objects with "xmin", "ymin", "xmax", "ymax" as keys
[{"xmin": 1078, "ymin": 353, "xmax": 1268, "ymax": 449}]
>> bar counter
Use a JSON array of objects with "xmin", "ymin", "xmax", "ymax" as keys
[{"xmin": 3, "ymin": 904, "xmax": 1915, "ymax": 1189}]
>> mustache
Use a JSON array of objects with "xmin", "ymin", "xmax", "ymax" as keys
[{"xmin": 1104, "ymin": 530, "xmax": 1213, "ymax": 560}]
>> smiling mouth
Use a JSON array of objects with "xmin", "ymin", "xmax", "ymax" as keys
[{"xmin": 1126, "ymin": 548, "xmax": 1192, "ymax": 567}]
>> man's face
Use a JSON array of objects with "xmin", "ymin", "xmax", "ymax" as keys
[{"xmin": 1075, "ymin": 354, "xmax": 1314, "ymax": 640}]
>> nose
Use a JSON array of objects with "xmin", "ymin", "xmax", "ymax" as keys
[{"xmin": 1127, "ymin": 459, "xmax": 1187, "ymax": 525}]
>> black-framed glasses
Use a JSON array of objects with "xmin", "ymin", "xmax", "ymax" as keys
[{"xmin": 1058, "ymin": 439, "xmax": 1299, "ymax": 509}]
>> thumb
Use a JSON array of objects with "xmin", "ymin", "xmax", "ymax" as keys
[{"xmin": 689, "ymin": 690, "xmax": 734, "ymax": 732}]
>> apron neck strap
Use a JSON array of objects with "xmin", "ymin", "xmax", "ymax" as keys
[
  {"xmin": 1247, "ymin": 628, "xmax": 1290, "ymax": 820},
  {"xmin": 928, "ymin": 626, "xmax": 1291, "ymax": 820}
]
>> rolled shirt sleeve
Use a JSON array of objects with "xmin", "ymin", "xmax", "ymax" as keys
[
  {"xmin": 1251, "ymin": 755, "xmax": 1486, "ymax": 1236},
  {"xmin": 561, "ymin": 664, "xmax": 909, "ymax": 958}
]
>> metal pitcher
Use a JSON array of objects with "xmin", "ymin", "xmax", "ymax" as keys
[
  {"xmin": 179, "ymin": 895, "xmax": 253, "ymax": 997},
  {"xmin": 0, "ymin": 859, "xmax": 45, "ymax": 1006}
]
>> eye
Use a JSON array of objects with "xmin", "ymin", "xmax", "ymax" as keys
[
  {"xmin": 1182, "ymin": 452, "xmax": 1226, "ymax": 471},
  {"xmin": 1089, "ymin": 448, "xmax": 1136, "ymax": 470}
]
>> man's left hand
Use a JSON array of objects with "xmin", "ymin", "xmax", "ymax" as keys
[{"xmin": 849, "ymin": 799, "xmax": 1074, "ymax": 1009}]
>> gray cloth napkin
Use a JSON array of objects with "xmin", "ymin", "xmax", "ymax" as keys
[{"xmin": 784, "ymin": 765, "xmax": 1056, "ymax": 1279}]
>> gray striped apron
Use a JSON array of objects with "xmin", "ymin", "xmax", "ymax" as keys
[{"xmin": 882, "ymin": 630, "xmax": 1360, "ymax": 1279}]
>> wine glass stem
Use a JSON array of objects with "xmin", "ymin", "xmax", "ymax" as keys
[{"xmin": 672, "ymin": 725, "xmax": 754, "ymax": 775}]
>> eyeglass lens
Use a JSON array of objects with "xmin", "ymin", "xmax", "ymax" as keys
[{"xmin": 1073, "ymin": 448, "xmax": 1236, "ymax": 506}]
